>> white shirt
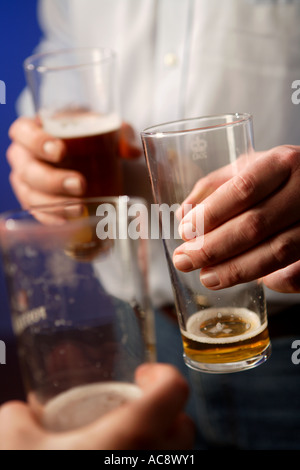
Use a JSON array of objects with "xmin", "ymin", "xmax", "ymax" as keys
[
  {"xmin": 20, "ymin": 0, "xmax": 300, "ymax": 149},
  {"xmin": 18, "ymin": 0, "xmax": 300, "ymax": 307}
]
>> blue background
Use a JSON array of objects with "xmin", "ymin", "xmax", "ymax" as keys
[
  {"xmin": 0, "ymin": 1, "xmax": 42, "ymax": 340},
  {"xmin": 0, "ymin": 0, "xmax": 42, "ymax": 403}
]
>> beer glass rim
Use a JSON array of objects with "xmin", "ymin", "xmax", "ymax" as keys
[
  {"xmin": 0, "ymin": 196, "xmax": 146, "ymax": 232},
  {"xmin": 141, "ymin": 113, "xmax": 252, "ymax": 137},
  {"xmin": 24, "ymin": 47, "xmax": 116, "ymax": 74}
]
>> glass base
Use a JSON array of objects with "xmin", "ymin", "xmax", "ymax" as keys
[{"xmin": 183, "ymin": 343, "xmax": 272, "ymax": 374}]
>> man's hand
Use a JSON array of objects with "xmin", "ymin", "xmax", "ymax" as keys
[
  {"xmin": 0, "ymin": 364, "xmax": 195, "ymax": 450},
  {"xmin": 173, "ymin": 145, "xmax": 300, "ymax": 293},
  {"xmin": 7, "ymin": 117, "xmax": 141, "ymax": 208}
]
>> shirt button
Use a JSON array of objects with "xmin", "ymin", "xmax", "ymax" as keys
[{"xmin": 163, "ymin": 53, "xmax": 178, "ymax": 67}]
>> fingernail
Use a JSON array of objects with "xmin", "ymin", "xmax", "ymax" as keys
[
  {"xmin": 63, "ymin": 177, "xmax": 83, "ymax": 196},
  {"xmin": 200, "ymin": 270, "xmax": 220, "ymax": 288},
  {"xmin": 43, "ymin": 140, "xmax": 62, "ymax": 161},
  {"xmin": 173, "ymin": 253, "xmax": 194, "ymax": 271},
  {"xmin": 178, "ymin": 222, "xmax": 199, "ymax": 240}
]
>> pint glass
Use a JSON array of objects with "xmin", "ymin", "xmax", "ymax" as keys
[
  {"xmin": 0, "ymin": 197, "xmax": 156, "ymax": 431},
  {"xmin": 141, "ymin": 114, "xmax": 271, "ymax": 373},
  {"xmin": 24, "ymin": 48, "xmax": 122, "ymax": 197}
]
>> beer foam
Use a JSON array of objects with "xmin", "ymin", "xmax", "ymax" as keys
[
  {"xmin": 42, "ymin": 381, "xmax": 142, "ymax": 432},
  {"xmin": 42, "ymin": 112, "xmax": 121, "ymax": 138},
  {"xmin": 183, "ymin": 307, "xmax": 267, "ymax": 345}
]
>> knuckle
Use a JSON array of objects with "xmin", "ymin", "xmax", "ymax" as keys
[
  {"xmin": 271, "ymin": 234, "xmax": 298, "ymax": 266},
  {"xmin": 199, "ymin": 241, "xmax": 217, "ymax": 266},
  {"xmin": 15, "ymin": 117, "xmax": 47, "ymax": 153},
  {"xmin": 273, "ymin": 145, "xmax": 299, "ymax": 171},
  {"xmin": 231, "ymin": 174, "xmax": 256, "ymax": 202},
  {"xmin": 6, "ymin": 143, "xmax": 15, "ymax": 165},
  {"xmin": 203, "ymin": 203, "xmax": 218, "ymax": 229},
  {"xmin": 10, "ymin": 174, "xmax": 31, "ymax": 208},
  {"xmin": 8, "ymin": 119, "xmax": 19, "ymax": 139},
  {"xmin": 17, "ymin": 160, "xmax": 31, "ymax": 182},
  {"xmin": 226, "ymin": 261, "xmax": 244, "ymax": 286},
  {"xmin": 9, "ymin": 171, "xmax": 20, "ymax": 192},
  {"xmin": 241, "ymin": 211, "xmax": 266, "ymax": 243},
  {"xmin": 19, "ymin": 159, "xmax": 47, "ymax": 188},
  {"xmin": 9, "ymin": 117, "xmax": 31, "ymax": 139}
]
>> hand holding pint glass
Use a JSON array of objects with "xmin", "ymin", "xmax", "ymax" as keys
[
  {"xmin": 0, "ymin": 197, "xmax": 156, "ymax": 431},
  {"xmin": 142, "ymin": 114, "xmax": 271, "ymax": 373},
  {"xmin": 24, "ymin": 48, "xmax": 123, "ymax": 198}
]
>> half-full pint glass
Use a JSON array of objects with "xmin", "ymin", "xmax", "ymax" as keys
[
  {"xmin": 0, "ymin": 197, "xmax": 155, "ymax": 431},
  {"xmin": 142, "ymin": 114, "xmax": 271, "ymax": 373},
  {"xmin": 24, "ymin": 48, "xmax": 122, "ymax": 197}
]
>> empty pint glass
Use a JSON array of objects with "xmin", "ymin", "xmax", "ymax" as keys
[
  {"xmin": 141, "ymin": 114, "xmax": 271, "ymax": 373},
  {"xmin": 24, "ymin": 48, "xmax": 122, "ymax": 197},
  {"xmin": 0, "ymin": 197, "xmax": 155, "ymax": 431}
]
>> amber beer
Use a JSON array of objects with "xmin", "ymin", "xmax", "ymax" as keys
[
  {"xmin": 43, "ymin": 110, "xmax": 122, "ymax": 197},
  {"xmin": 181, "ymin": 307, "xmax": 270, "ymax": 366}
]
